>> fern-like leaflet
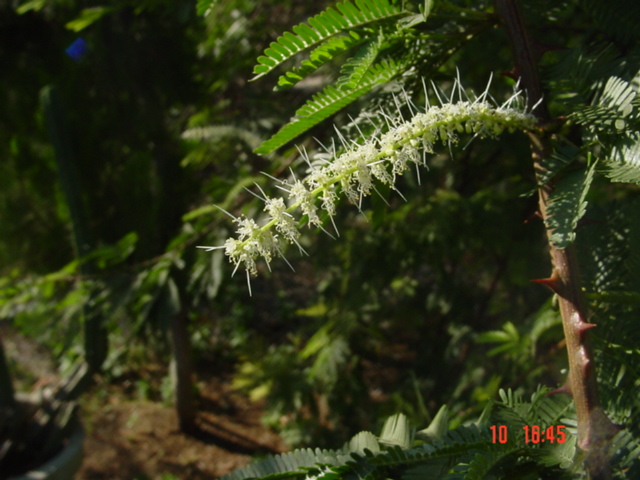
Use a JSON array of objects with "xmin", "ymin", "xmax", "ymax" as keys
[
  {"xmin": 220, "ymin": 391, "xmax": 603, "ymax": 480},
  {"xmin": 545, "ymin": 159, "xmax": 598, "ymax": 248},
  {"xmin": 248, "ymin": 0, "xmax": 422, "ymax": 154},
  {"xmin": 255, "ymin": 58, "xmax": 406, "ymax": 154},
  {"xmin": 570, "ymin": 72, "xmax": 640, "ymax": 185},
  {"xmin": 335, "ymin": 34, "xmax": 384, "ymax": 90},
  {"xmin": 221, "ymin": 447, "xmax": 353, "ymax": 480},
  {"xmin": 275, "ymin": 32, "xmax": 369, "ymax": 90},
  {"xmin": 252, "ymin": 0, "xmax": 408, "ymax": 82},
  {"xmin": 573, "ymin": 75, "xmax": 638, "ymax": 132}
]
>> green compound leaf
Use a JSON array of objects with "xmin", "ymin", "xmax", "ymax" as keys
[
  {"xmin": 335, "ymin": 35, "xmax": 384, "ymax": 90},
  {"xmin": 476, "ymin": 321, "xmax": 521, "ymax": 357},
  {"xmin": 546, "ymin": 161, "xmax": 597, "ymax": 249},
  {"xmin": 540, "ymin": 436, "xmax": 578, "ymax": 469},
  {"xmin": 252, "ymin": 0, "xmax": 406, "ymax": 81},
  {"xmin": 581, "ymin": 0, "xmax": 640, "ymax": 44},
  {"xmin": 604, "ymin": 133, "xmax": 640, "ymax": 184},
  {"xmin": 220, "ymin": 447, "xmax": 352, "ymax": 480},
  {"xmin": 463, "ymin": 442, "xmax": 524, "ymax": 480},
  {"xmin": 570, "ymin": 72, "xmax": 640, "ymax": 185},
  {"xmin": 572, "ymin": 75, "xmax": 638, "ymax": 132},
  {"xmin": 255, "ymin": 59, "xmax": 405, "ymax": 155},
  {"xmin": 275, "ymin": 32, "xmax": 368, "ymax": 90}
]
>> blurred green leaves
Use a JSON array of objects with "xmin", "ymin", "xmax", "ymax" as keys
[
  {"xmin": 2, "ymin": 4, "xmax": 640, "ymax": 476},
  {"xmin": 66, "ymin": 7, "xmax": 111, "ymax": 32}
]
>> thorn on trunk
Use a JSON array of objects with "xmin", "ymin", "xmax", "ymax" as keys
[
  {"xmin": 547, "ymin": 383, "xmax": 572, "ymax": 397},
  {"xmin": 524, "ymin": 210, "xmax": 542, "ymax": 224},
  {"xmin": 531, "ymin": 269, "xmax": 562, "ymax": 294},
  {"xmin": 575, "ymin": 321, "xmax": 597, "ymax": 334}
]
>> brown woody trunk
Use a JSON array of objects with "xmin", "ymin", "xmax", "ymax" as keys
[
  {"xmin": 169, "ymin": 309, "xmax": 197, "ymax": 434},
  {"xmin": 495, "ymin": 1, "xmax": 621, "ymax": 478}
]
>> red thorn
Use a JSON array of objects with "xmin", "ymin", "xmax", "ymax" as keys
[
  {"xmin": 531, "ymin": 268, "xmax": 561, "ymax": 293},
  {"xmin": 531, "ymin": 272, "xmax": 562, "ymax": 294},
  {"xmin": 575, "ymin": 322, "xmax": 597, "ymax": 334},
  {"xmin": 524, "ymin": 211, "xmax": 542, "ymax": 224},
  {"xmin": 547, "ymin": 383, "xmax": 571, "ymax": 397}
]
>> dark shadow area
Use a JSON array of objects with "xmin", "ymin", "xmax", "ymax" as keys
[{"xmin": 193, "ymin": 414, "xmax": 281, "ymax": 455}]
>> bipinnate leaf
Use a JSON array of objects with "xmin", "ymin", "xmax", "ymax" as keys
[
  {"xmin": 571, "ymin": 73, "xmax": 640, "ymax": 184},
  {"xmin": 275, "ymin": 33, "xmax": 367, "ymax": 90},
  {"xmin": 255, "ymin": 59, "xmax": 404, "ymax": 154},
  {"xmin": 572, "ymin": 75, "xmax": 638, "ymax": 132},
  {"xmin": 220, "ymin": 448, "xmax": 351, "ymax": 480},
  {"xmin": 335, "ymin": 36, "xmax": 383, "ymax": 90},
  {"xmin": 604, "ymin": 134, "xmax": 640, "ymax": 184},
  {"xmin": 252, "ymin": 0, "xmax": 406, "ymax": 81}
]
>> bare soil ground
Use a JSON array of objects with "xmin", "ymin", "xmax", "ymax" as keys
[
  {"xmin": 78, "ymin": 376, "xmax": 287, "ymax": 480},
  {"xmin": 2, "ymin": 324, "xmax": 286, "ymax": 480}
]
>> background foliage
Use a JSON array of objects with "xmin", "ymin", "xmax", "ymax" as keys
[{"xmin": 1, "ymin": 0, "xmax": 639, "ymax": 478}]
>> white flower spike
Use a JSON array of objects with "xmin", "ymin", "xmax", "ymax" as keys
[{"xmin": 198, "ymin": 77, "xmax": 537, "ymax": 289}]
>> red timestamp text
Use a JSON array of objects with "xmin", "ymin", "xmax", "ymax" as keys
[{"xmin": 490, "ymin": 425, "xmax": 567, "ymax": 444}]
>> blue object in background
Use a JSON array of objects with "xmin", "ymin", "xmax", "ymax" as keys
[{"xmin": 65, "ymin": 37, "xmax": 88, "ymax": 62}]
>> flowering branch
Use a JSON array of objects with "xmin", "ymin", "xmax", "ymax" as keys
[{"xmin": 199, "ymin": 82, "xmax": 536, "ymax": 289}]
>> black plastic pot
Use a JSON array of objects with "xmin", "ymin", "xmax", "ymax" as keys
[{"xmin": 8, "ymin": 423, "xmax": 84, "ymax": 480}]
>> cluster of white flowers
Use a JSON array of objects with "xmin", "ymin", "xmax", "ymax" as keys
[{"xmin": 198, "ymin": 79, "xmax": 537, "ymax": 291}]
